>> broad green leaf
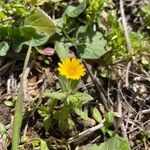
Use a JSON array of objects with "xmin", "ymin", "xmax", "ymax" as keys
[
  {"xmin": 87, "ymin": 136, "xmax": 131, "ymax": 150},
  {"xmin": 13, "ymin": 32, "xmax": 49, "ymax": 53},
  {"xmin": 91, "ymin": 107, "xmax": 102, "ymax": 123},
  {"xmin": 25, "ymin": 32, "xmax": 49, "ymax": 46},
  {"xmin": 0, "ymin": 26, "xmax": 49, "ymax": 53},
  {"xmin": 24, "ymin": 8, "xmax": 56, "ymax": 36},
  {"xmin": 43, "ymin": 90, "xmax": 67, "ymax": 99},
  {"xmin": 55, "ymin": 42, "xmax": 69, "ymax": 60},
  {"xmin": 65, "ymin": 2, "xmax": 86, "ymax": 18},
  {"xmin": 0, "ymin": 41, "xmax": 9, "ymax": 56},
  {"xmin": 76, "ymin": 26, "xmax": 110, "ymax": 59},
  {"xmin": 73, "ymin": 92, "xmax": 93, "ymax": 103}
]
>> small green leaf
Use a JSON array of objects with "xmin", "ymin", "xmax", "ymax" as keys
[
  {"xmin": 67, "ymin": 118, "xmax": 75, "ymax": 130},
  {"xmin": 73, "ymin": 92, "xmax": 93, "ymax": 103},
  {"xmin": 141, "ymin": 56, "xmax": 149, "ymax": 65},
  {"xmin": 0, "ymin": 123, "xmax": 7, "ymax": 141},
  {"xmin": 21, "ymin": 135, "xmax": 28, "ymax": 143},
  {"xmin": 32, "ymin": 139, "xmax": 40, "ymax": 148},
  {"xmin": 65, "ymin": 2, "xmax": 86, "ymax": 18},
  {"xmin": 55, "ymin": 42, "xmax": 69, "ymax": 60},
  {"xmin": 0, "ymin": 41, "xmax": 9, "ymax": 56},
  {"xmin": 44, "ymin": 90, "xmax": 67, "ymax": 99},
  {"xmin": 87, "ymin": 136, "xmax": 131, "ymax": 150},
  {"xmin": 38, "ymin": 106, "xmax": 50, "ymax": 116},
  {"xmin": 40, "ymin": 139, "xmax": 49, "ymax": 150},
  {"xmin": 44, "ymin": 115, "xmax": 52, "ymax": 132},
  {"xmin": 4, "ymin": 100, "xmax": 14, "ymax": 107},
  {"xmin": 91, "ymin": 107, "xmax": 102, "ymax": 123},
  {"xmin": 24, "ymin": 8, "xmax": 56, "ymax": 36},
  {"xmin": 104, "ymin": 112, "xmax": 114, "ymax": 128},
  {"xmin": 74, "ymin": 108, "xmax": 89, "ymax": 120}
]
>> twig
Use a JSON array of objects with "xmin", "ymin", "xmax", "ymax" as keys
[
  {"xmin": 119, "ymin": 0, "xmax": 132, "ymax": 51},
  {"xmin": 116, "ymin": 89, "xmax": 128, "ymax": 139},
  {"xmin": 82, "ymin": 60, "xmax": 109, "ymax": 111},
  {"xmin": 68, "ymin": 120, "xmax": 104, "ymax": 144},
  {"xmin": 125, "ymin": 60, "xmax": 131, "ymax": 88},
  {"xmin": 118, "ymin": 80, "xmax": 137, "ymax": 113},
  {"xmin": 141, "ymin": 109, "xmax": 150, "ymax": 114}
]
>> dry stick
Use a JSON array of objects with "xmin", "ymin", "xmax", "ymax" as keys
[
  {"xmin": 120, "ymin": 0, "xmax": 132, "ymax": 89},
  {"xmin": 119, "ymin": 0, "xmax": 132, "ymax": 51},
  {"xmin": 82, "ymin": 60, "xmax": 109, "ymax": 111},
  {"xmin": 125, "ymin": 60, "xmax": 131, "ymax": 88},
  {"xmin": 68, "ymin": 120, "xmax": 105, "ymax": 144},
  {"xmin": 116, "ymin": 88, "xmax": 128, "ymax": 139},
  {"xmin": 141, "ymin": 109, "xmax": 150, "ymax": 114},
  {"xmin": 11, "ymin": 43, "xmax": 32, "ymax": 150}
]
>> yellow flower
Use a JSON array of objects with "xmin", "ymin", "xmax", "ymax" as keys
[{"xmin": 58, "ymin": 57, "xmax": 86, "ymax": 80}]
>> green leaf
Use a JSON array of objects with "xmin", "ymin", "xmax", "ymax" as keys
[
  {"xmin": 57, "ymin": 105, "xmax": 70, "ymax": 130},
  {"xmin": 38, "ymin": 106, "xmax": 50, "ymax": 116},
  {"xmin": 4, "ymin": 100, "xmax": 14, "ymax": 107},
  {"xmin": 73, "ymin": 92, "xmax": 93, "ymax": 103},
  {"xmin": 91, "ymin": 107, "xmax": 102, "ymax": 123},
  {"xmin": 43, "ymin": 90, "xmax": 67, "ymax": 99},
  {"xmin": 69, "ymin": 79, "xmax": 80, "ymax": 91},
  {"xmin": 141, "ymin": 56, "xmax": 149, "ymax": 65},
  {"xmin": 32, "ymin": 139, "xmax": 40, "ymax": 148},
  {"xmin": 74, "ymin": 108, "xmax": 89, "ymax": 120},
  {"xmin": 13, "ymin": 32, "xmax": 49, "ymax": 53},
  {"xmin": 40, "ymin": 139, "xmax": 49, "ymax": 150},
  {"xmin": 55, "ymin": 42, "xmax": 69, "ymax": 60},
  {"xmin": 25, "ymin": 32, "xmax": 49, "ymax": 47},
  {"xmin": 26, "ymin": 0, "xmax": 48, "ymax": 6},
  {"xmin": 104, "ymin": 112, "xmax": 114, "ymax": 128},
  {"xmin": 65, "ymin": 2, "xmax": 86, "ymax": 18},
  {"xmin": 24, "ymin": 8, "xmax": 56, "ymax": 36},
  {"xmin": 0, "ymin": 41, "xmax": 9, "ymax": 56},
  {"xmin": 0, "ymin": 122, "xmax": 7, "ymax": 141},
  {"xmin": 141, "ymin": 4, "xmax": 150, "ymax": 16},
  {"xmin": 44, "ymin": 115, "xmax": 52, "ymax": 132},
  {"xmin": 0, "ymin": 26, "xmax": 49, "ymax": 53},
  {"xmin": 87, "ymin": 136, "xmax": 131, "ymax": 150},
  {"xmin": 76, "ymin": 26, "xmax": 110, "ymax": 59}
]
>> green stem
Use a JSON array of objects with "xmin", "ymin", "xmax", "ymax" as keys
[{"xmin": 11, "ymin": 42, "xmax": 32, "ymax": 150}]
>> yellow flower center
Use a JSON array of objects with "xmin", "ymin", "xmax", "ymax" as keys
[{"xmin": 68, "ymin": 67, "xmax": 76, "ymax": 76}]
